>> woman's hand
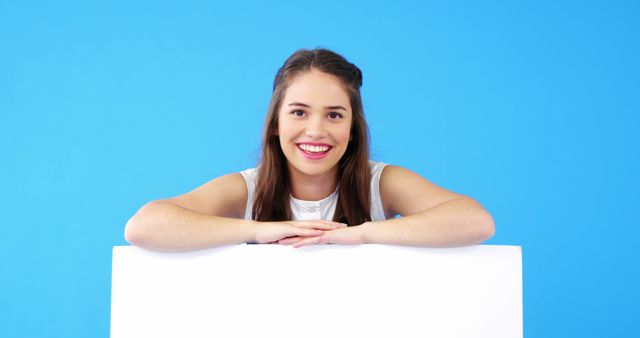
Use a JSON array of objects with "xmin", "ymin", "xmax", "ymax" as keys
[
  {"xmin": 254, "ymin": 220, "xmax": 347, "ymax": 244},
  {"xmin": 278, "ymin": 222, "xmax": 368, "ymax": 248}
]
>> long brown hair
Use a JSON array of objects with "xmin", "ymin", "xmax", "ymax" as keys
[{"xmin": 252, "ymin": 48, "xmax": 371, "ymax": 225}]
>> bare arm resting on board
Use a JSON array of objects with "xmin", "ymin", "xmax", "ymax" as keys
[
  {"xmin": 124, "ymin": 173, "xmax": 346, "ymax": 252},
  {"xmin": 280, "ymin": 165, "xmax": 495, "ymax": 248}
]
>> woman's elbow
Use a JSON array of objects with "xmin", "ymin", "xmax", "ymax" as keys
[
  {"xmin": 476, "ymin": 209, "xmax": 495, "ymax": 243},
  {"xmin": 124, "ymin": 216, "xmax": 145, "ymax": 246},
  {"xmin": 124, "ymin": 201, "xmax": 172, "ymax": 247},
  {"xmin": 463, "ymin": 197, "xmax": 495, "ymax": 244},
  {"xmin": 124, "ymin": 204, "xmax": 157, "ymax": 247}
]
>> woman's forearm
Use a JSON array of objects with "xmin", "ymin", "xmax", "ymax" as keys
[
  {"xmin": 124, "ymin": 201, "xmax": 257, "ymax": 252},
  {"xmin": 361, "ymin": 197, "xmax": 495, "ymax": 247}
]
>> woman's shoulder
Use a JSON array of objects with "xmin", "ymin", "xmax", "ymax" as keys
[
  {"xmin": 238, "ymin": 166, "xmax": 259, "ymax": 184},
  {"xmin": 378, "ymin": 163, "xmax": 463, "ymax": 217},
  {"xmin": 160, "ymin": 172, "xmax": 247, "ymax": 218},
  {"xmin": 368, "ymin": 160, "xmax": 388, "ymax": 174}
]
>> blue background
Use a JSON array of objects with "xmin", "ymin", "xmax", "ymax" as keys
[{"xmin": 1, "ymin": 0, "xmax": 638, "ymax": 337}]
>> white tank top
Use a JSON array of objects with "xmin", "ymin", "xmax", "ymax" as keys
[{"xmin": 239, "ymin": 161, "xmax": 388, "ymax": 222}]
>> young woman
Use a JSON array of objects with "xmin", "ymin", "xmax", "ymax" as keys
[{"xmin": 125, "ymin": 48, "xmax": 495, "ymax": 252}]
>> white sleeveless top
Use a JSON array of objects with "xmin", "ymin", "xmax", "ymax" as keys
[{"xmin": 239, "ymin": 161, "xmax": 388, "ymax": 222}]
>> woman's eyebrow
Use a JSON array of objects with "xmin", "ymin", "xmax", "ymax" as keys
[{"xmin": 288, "ymin": 102, "xmax": 347, "ymax": 111}]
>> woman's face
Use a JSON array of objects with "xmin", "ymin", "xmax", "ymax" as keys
[{"xmin": 277, "ymin": 69, "xmax": 353, "ymax": 179}]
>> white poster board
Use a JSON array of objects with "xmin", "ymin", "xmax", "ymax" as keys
[{"xmin": 111, "ymin": 244, "xmax": 522, "ymax": 338}]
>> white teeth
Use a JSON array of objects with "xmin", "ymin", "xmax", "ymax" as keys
[{"xmin": 298, "ymin": 144, "xmax": 330, "ymax": 153}]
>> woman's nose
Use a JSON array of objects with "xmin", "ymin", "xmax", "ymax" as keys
[{"xmin": 304, "ymin": 117, "xmax": 326, "ymax": 138}]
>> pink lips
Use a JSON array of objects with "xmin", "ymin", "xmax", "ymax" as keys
[{"xmin": 296, "ymin": 143, "xmax": 332, "ymax": 160}]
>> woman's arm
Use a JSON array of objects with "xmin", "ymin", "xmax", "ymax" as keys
[
  {"xmin": 361, "ymin": 165, "xmax": 495, "ymax": 247},
  {"xmin": 361, "ymin": 197, "xmax": 494, "ymax": 247},
  {"xmin": 125, "ymin": 173, "xmax": 342, "ymax": 252},
  {"xmin": 125, "ymin": 201, "xmax": 257, "ymax": 252},
  {"xmin": 125, "ymin": 173, "xmax": 253, "ymax": 251},
  {"xmin": 286, "ymin": 165, "xmax": 494, "ymax": 248}
]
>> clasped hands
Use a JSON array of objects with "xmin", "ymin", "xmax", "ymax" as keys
[{"xmin": 254, "ymin": 220, "xmax": 367, "ymax": 248}]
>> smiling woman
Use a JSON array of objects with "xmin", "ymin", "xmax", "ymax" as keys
[{"xmin": 124, "ymin": 48, "xmax": 495, "ymax": 252}]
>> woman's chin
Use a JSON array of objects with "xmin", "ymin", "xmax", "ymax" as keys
[{"xmin": 287, "ymin": 160, "xmax": 338, "ymax": 178}]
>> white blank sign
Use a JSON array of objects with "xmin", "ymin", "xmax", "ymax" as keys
[{"xmin": 111, "ymin": 244, "xmax": 522, "ymax": 338}]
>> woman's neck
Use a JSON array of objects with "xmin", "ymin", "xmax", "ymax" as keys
[{"xmin": 288, "ymin": 167, "xmax": 338, "ymax": 201}]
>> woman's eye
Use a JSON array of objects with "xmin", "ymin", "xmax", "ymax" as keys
[
  {"xmin": 292, "ymin": 110, "xmax": 305, "ymax": 117},
  {"xmin": 328, "ymin": 111, "xmax": 343, "ymax": 119}
]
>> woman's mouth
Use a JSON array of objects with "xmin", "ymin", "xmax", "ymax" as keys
[{"xmin": 296, "ymin": 143, "xmax": 332, "ymax": 160}]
